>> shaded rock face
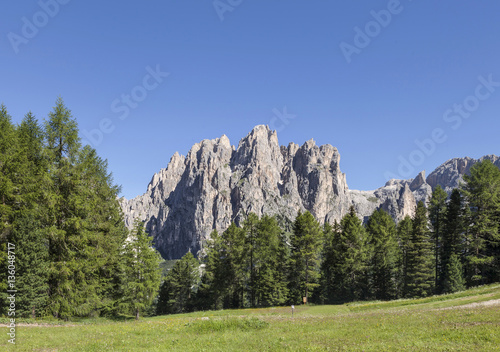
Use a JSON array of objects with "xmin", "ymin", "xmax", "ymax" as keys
[{"xmin": 120, "ymin": 125, "xmax": 499, "ymax": 259}]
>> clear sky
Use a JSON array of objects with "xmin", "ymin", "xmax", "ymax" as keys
[{"xmin": 2, "ymin": 1, "xmax": 499, "ymax": 199}]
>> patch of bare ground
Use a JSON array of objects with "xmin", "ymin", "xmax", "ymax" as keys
[{"xmin": 437, "ymin": 298, "xmax": 500, "ymax": 310}]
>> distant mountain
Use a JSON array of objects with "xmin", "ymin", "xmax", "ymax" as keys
[{"xmin": 120, "ymin": 125, "xmax": 499, "ymax": 259}]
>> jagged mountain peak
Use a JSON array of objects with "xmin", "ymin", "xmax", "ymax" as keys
[{"xmin": 120, "ymin": 126, "xmax": 499, "ymax": 259}]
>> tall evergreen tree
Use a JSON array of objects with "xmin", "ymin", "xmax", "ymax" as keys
[
  {"xmin": 9, "ymin": 112, "xmax": 50, "ymax": 317},
  {"xmin": 321, "ymin": 207, "xmax": 368, "ymax": 303},
  {"xmin": 196, "ymin": 230, "xmax": 221, "ymax": 310},
  {"xmin": 243, "ymin": 213, "xmax": 259, "ymax": 307},
  {"xmin": 253, "ymin": 215, "xmax": 288, "ymax": 307},
  {"xmin": 199, "ymin": 223, "xmax": 247, "ymax": 309},
  {"xmin": 428, "ymin": 185, "xmax": 448, "ymax": 293},
  {"xmin": 366, "ymin": 209, "xmax": 399, "ymax": 300},
  {"xmin": 396, "ymin": 215, "xmax": 413, "ymax": 297},
  {"xmin": 405, "ymin": 202, "xmax": 434, "ymax": 298},
  {"xmin": 441, "ymin": 189, "xmax": 465, "ymax": 293},
  {"xmin": 123, "ymin": 219, "xmax": 162, "ymax": 319},
  {"xmin": 0, "ymin": 105, "xmax": 16, "ymax": 315},
  {"xmin": 289, "ymin": 211, "xmax": 322, "ymax": 304},
  {"xmin": 73, "ymin": 146, "xmax": 129, "ymax": 316},
  {"xmin": 156, "ymin": 252, "xmax": 199, "ymax": 315},
  {"xmin": 44, "ymin": 98, "xmax": 82, "ymax": 318},
  {"xmin": 442, "ymin": 254, "xmax": 465, "ymax": 293},
  {"xmin": 462, "ymin": 159, "xmax": 500, "ymax": 285},
  {"xmin": 338, "ymin": 206, "xmax": 369, "ymax": 301},
  {"xmin": 319, "ymin": 220, "xmax": 342, "ymax": 303}
]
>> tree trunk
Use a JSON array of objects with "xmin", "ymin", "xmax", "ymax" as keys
[
  {"xmin": 305, "ymin": 258, "xmax": 309, "ymax": 304},
  {"xmin": 135, "ymin": 308, "xmax": 140, "ymax": 320}
]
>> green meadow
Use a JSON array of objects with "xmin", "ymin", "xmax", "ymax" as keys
[{"xmin": 2, "ymin": 284, "xmax": 500, "ymax": 351}]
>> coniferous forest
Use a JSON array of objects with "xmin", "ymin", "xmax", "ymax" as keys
[{"xmin": 1, "ymin": 99, "xmax": 500, "ymax": 319}]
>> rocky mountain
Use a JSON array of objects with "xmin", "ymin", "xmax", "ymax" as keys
[{"xmin": 120, "ymin": 125, "xmax": 499, "ymax": 260}]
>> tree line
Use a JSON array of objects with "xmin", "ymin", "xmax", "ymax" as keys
[
  {"xmin": 1, "ymin": 99, "xmax": 499, "ymax": 319},
  {"xmin": 157, "ymin": 159, "xmax": 500, "ymax": 315},
  {"xmin": 0, "ymin": 100, "xmax": 162, "ymax": 319}
]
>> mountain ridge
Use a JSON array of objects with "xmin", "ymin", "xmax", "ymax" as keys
[{"xmin": 120, "ymin": 125, "xmax": 499, "ymax": 259}]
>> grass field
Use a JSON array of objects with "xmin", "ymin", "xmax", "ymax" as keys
[{"xmin": 2, "ymin": 284, "xmax": 500, "ymax": 351}]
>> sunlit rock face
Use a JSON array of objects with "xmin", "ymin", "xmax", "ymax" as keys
[{"xmin": 120, "ymin": 125, "xmax": 499, "ymax": 259}]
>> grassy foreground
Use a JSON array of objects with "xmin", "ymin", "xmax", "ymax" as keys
[{"xmin": 2, "ymin": 284, "xmax": 500, "ymax": 351}]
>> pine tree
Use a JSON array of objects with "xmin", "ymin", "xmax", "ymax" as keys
[
  {"xmin": 366, "ymin": 209, "xmax": 399, "ymax": 300},
  {"xmin": 462, "ymin": 159, "xmax": 500, "ymax": 285},
  {"xmin": 405, "ymin": 202, "xmax": 434, "ymax": 298},
  {"xmin": 123, "ymin": 219, "xmax": 162, "ymax": 319},
  {"xmin": 289, "ymin": 211, "xmax": 322, "ymax": 304},
  {"xmin": 428, "ymin": 185, "xmax": 448, "ymax": 293}
]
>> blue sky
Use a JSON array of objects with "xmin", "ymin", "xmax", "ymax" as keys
[{"xmin": 1, "ymin": 0, "xmax": 499, "ymax": 199}]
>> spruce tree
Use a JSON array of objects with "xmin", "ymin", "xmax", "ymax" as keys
[
  {"xmin": 441, "ymin": 189, "xmax": 465, "ymax": 293},
  {"xmin": 156, "ymin": 252, "xmax": 199, "ymax": 315},
  {"xmin": 366, "ymin": 209, "xmax": 399, "ymax": 300},
  {"xmin": 405, "ymin": 202, "xmax": 434, "ymax": 298},
  {"xmin": 289, "ymin": 211, "xmax": 322, "ymax": 304},
  {"xmin": 196, "ymin": 229, "xmax": 221, "ymax": 310},
  {"xmin": 319, "ymin": 220, "xmax": 342, "ymax": 303},
  {"xmin": 462, "ymin": 159, "xmax": 500, "ymax": 285},
  {"xmin": 428, "ymin": 185, "xmax": 448, "ymax": 293},
  {"xmin": 442, "ymin": 254, "xmax": 465, "ymax": 293},
  {"xmin": 123, "ymin": 219, "xmax": 162, "ymax": 319},
  {"xmin": 253, "ymin": 215, "xmax": 288, "ymax": 307},
  {"xmin": 243, "ymin": 213, "xmax": 259, "ymax": 307},
  {"xmin": 338, "ymin": 206, "xmax": 369, "ymax": 301},
  {"xmin": 200, "ymin": 223, "xmax": 246, "ymax": 309},
  {"xmin": 396, "ymin": 216, "xmax": 413, "ymax": 298}
]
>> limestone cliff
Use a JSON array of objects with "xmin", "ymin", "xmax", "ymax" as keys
[{"xmin": 120, "ymin": 125, "xmax": 498, "ymax": 259}]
